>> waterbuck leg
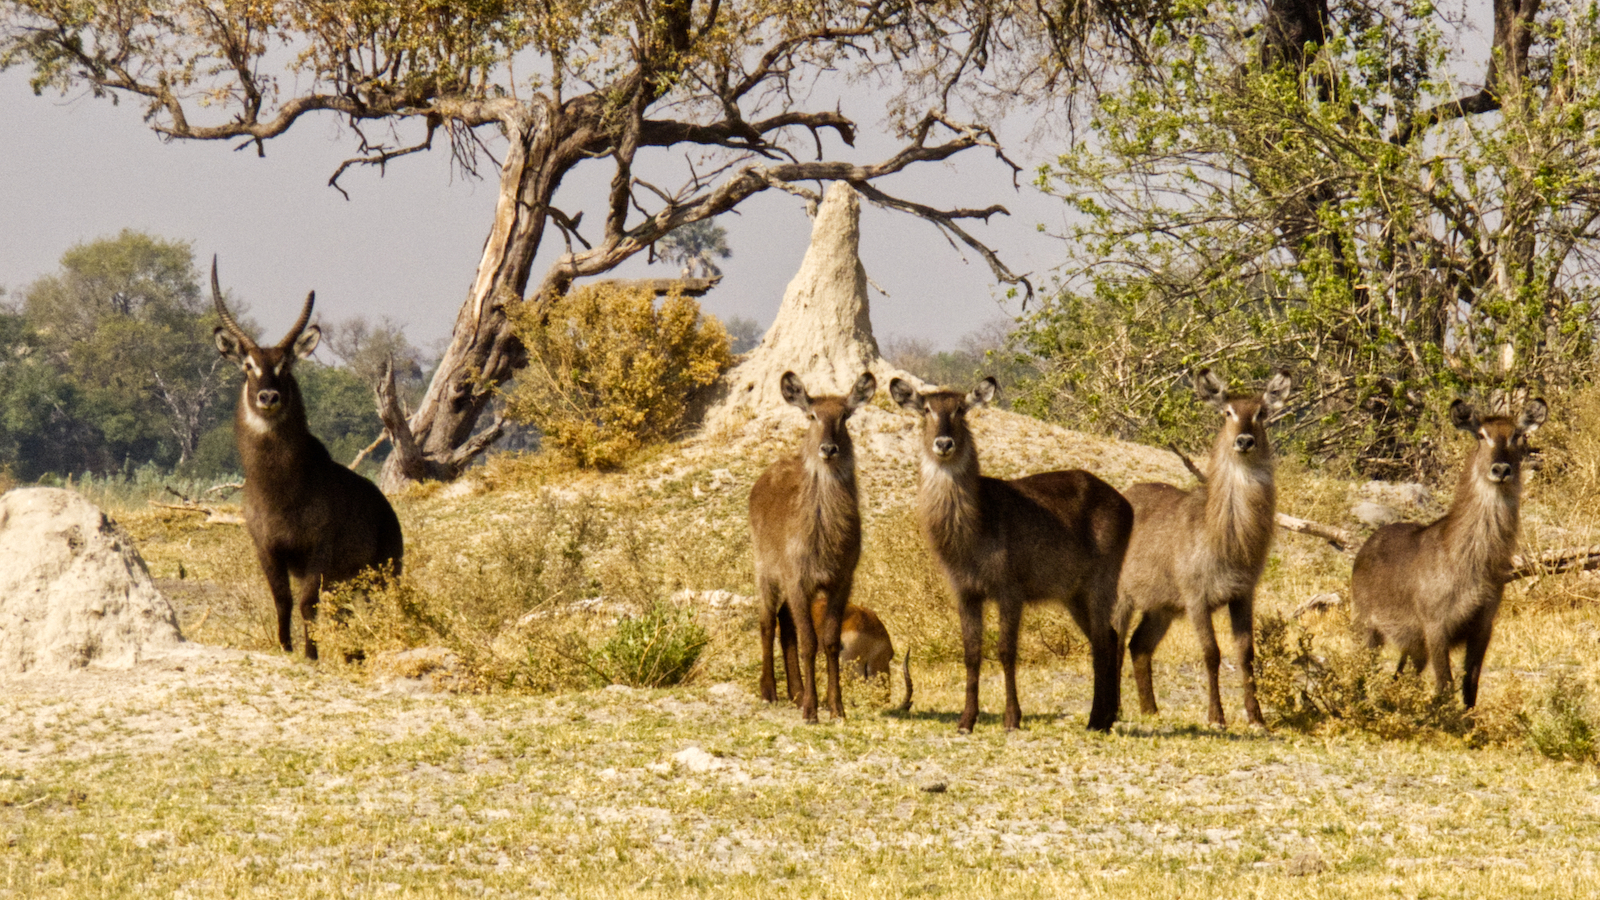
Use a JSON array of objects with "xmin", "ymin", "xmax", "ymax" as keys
[
  {"xmin": 259, "ymin": 553, "xmax": 295, "ymax": 654},
  {"xmin": 818, "ymin": 587, "xmax": 848, "ymax": 721},
  {"xmin": 1229, "ymin": 595, "xmax": 1265, "ymax": 726},
  {"xmin": 777, "ymin": 603, "xmax": 801, "ymax": 704},
  {"xmin": 757, "ymin": 580, "xmax": 780, "ymax": 703},
  {"xmin": 957, "ymin": 591, "xmax": 986, "ymax": 733},
  {"xmin": 1086, "ymin": 594, "xmax": 1122, "ymax": 732},
  {"xmin": 1461, "ymin": 615, "xmax": 1496, "ymax": 709},
  {"xmin": 1128, "ymin": 610, "xmax": 1174, "ymax": 716},
  {"xmin": 1425, "ymin": 625, "xmax": 1455, "ymax": 701},
  {"xmin": 996, "ymin": 595, "xmax": 1024, "ymax": 731},
  {"xmin": 790, "ymin": 587, "xmax": 821, "ymax": 723},
  {"xmin": 1189, "ymin": 602, "xmax": 1226, "ymax": 726},
  {"xmin": 296, "ymin": 573, "xmax": 323, "ymax": 661}
]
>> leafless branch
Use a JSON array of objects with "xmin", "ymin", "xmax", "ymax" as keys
[
  {"xmin": 1168, "ymin": 442, "xmax": 1208, "ymax": 482},
  {"xmin": 348, "ymin": 433, "xmax": 390, "ymax": 470},
  {"xmin": 329, "ymin": 118, "xmax": 441, "ymax": 199}
]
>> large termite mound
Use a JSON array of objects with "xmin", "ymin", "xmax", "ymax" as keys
[
  {"xmin": 688, "ymin": 180, "xmax": 1186, "ymax": 488},
  {"xmin": 704, "ymin": 181, "xmax": 922, "ymax": 428},
  {"xmin": 0, "ymin": 488, "xmax": 183, "ymax": 676}
]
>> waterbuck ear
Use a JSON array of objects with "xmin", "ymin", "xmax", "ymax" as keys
[
  {"xmin": 214, "ymin": 327, "xmax": 248, "ymax": 367},
  {"xmin": 965, "ymin": 377, "xmax": 998, "ymax": 410},
  {"xmin": 1261, "ymin": 369, "xmax": 1293, "ymax": 413},
  {"xmin": 292, "ymin": 323, "xmax": 321, "ymax": 360},
  {"xmin": 845, "ymin": 372, "xmax": 877, "ymax": 410},
  {"xmin": 889, "ymin": 377, "xmax": 923, "ymax": 413},
  {"xmin": 1449, "ymin": 399, "xmax": 1480, "ymax": 434},
  {"xmin": 779, "ymin": 371, "xmax": 811, "ymax": 412},
  {"xmin": 1518, "ymin": 398, "xmax": 1549, "ymax": 435},
  {"xmin": 1194, "ymin": 368, "xmax": 1228, "ymax": 409}
]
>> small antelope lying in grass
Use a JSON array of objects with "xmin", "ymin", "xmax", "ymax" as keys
[
  {"xmin": 810, "ymin": 598, "xmax": 913, "ymax": 711},
  {"xmin": 749, "ymin": 370, "xmax": 876, "ymax": 722},
  {"xmin": 211, "ymin": 259, "xmax": 404, "ymax": 659},
  {"xmin": 1115, "ymin": 369, "xmax": 1291, "ymax": 726},
  {"xmin": 891, "ymin": 377, "xmax": 1131, "ymax": 733},
  {"xmin": 1352, "ymin": 397, "xmax": 1548, "ymax": 708}
]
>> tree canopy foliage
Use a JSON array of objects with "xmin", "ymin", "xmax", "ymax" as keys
[
  {"xmin": 1015, "ymin": 0, "xmax": 1600, "ymax": 475},
  {"xmin": 0, "ymin": 0, "xmax": 1159, "ymax": 487},
  {"xmin": 0, "ymin": 230, "xmax": 397, "ymax": 481}
]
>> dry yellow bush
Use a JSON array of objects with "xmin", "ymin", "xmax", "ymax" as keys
[{"xmin": 505, "ymin": 283, "xmax": 732, "ymax": 469}]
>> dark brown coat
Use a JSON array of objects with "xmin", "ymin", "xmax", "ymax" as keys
[
  {"xmin": 1115, "ymin": 369, "xmax": 1292, "ymax": 726},
  {"xmin": 212, "ymin": 259, "xmax": 403, "ymax": 659},
  {"xmin": 749, "ymin": 371, "xmax": 876, "ymax": 722},
  {"xmin": 1352, "ymin": 398, "xmax": 1547, "ymax": 707},
  {"xmin": 890, "ymin": 377, "xmax": 1131, "ymax": 733}
]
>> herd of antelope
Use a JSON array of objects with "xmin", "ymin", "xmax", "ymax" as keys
[
  {"xmin": 751, "ymin": 368, "xmax": 1546, "ymax": 733},
  {"xmin": 210, "ymin": 265, "xmax": 1548, "ymax": 732}
]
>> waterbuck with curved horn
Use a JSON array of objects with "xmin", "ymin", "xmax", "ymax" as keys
[
  {"xmin": 890, "ymin": 377, "xmax": 1130, "ymax": 733},
  {"xmin": 1352, "ymin": 396, "xmax": 1548, "ymax": 708},
  {"xmin": 211, "ymin": 258, "xmax": 404, "ymax": 659},
  {"xmin": 1114, "ymin": 369, "xmax": 1292, "ymax": 727}
]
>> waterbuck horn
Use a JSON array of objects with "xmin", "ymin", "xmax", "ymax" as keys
[
  {"xmin": 279, "ymin": 290, "xmax": 317, "ymax": 350},
  {"xmin": 210, "ymin": 256, "xmax": 253, "ymax": 346}
]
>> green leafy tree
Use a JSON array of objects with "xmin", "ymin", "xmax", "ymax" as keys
[
  {"xmin": 20, "ymin": 230, "xmax": 229, "ymax": 470},
  {"xmin": 298, "ymin": 361, "xmax": 388, "ymax": 469},
  {"xmin": 657, "ymin": 219, "xmax": 731, "ymax": 279},
  {"xmin": 721, "ymin": 316, "xmax": 764, "ymax": 356},
  {"xmin": 0, "ymin": 308, "xmax": 92, "ymax": 479},
  {"xmin": 1016, "ymin": 0, "xmax": 1600, "ymax": 474}
]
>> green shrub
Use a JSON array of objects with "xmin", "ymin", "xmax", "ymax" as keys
[
  {"xmin": 1255, "ymin": 612, "xmax": 1484, "ymax": 741},
  {"xmin": 1523, "ymin": 673, "xmax": 1599, "ymax": 763},
  {"xmin": 505, "ymin": 283, "xmax": 732, "ymax": 469},
  {"xmin": 590, "ymin": 601, "xmax": 709, "ymax": 688},
  {"xmin": 316, "ymin": 496, "xmax": 656, "ymax": 692}
]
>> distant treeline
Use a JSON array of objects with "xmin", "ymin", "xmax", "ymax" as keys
[{"xmin": 0, "ymin": 230, "xmax": 427, "ymax": 482}]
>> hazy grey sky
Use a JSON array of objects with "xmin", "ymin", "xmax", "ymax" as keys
[{"xmin": 0, "ymin": 66, "xmax": 1073, "ymax": 354}]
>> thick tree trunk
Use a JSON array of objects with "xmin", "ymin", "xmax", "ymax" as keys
[{"xmin": 378, "ymin": 105, "xmax": 572, "ymax": 492}]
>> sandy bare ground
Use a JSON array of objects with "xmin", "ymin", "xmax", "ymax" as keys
[{"xmin": 4, "ymin": 637, "xmax": 1599, "ymax": 897}]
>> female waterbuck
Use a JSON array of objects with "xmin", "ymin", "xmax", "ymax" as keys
[
  {"xmin": 1115, "ymin": 369, "xmax": 1292, "ymax": 727},
  {"xmin": 211, "ymin": 260, "xmax": 404, "ymax": 659},
  {"xmin": 890, "ymin": 377, "xmax": 1130, "ymax": 733},
  {"xmin": 1352, "ymin": 397, "xmax": 1547, "ymax": 708},
  {"xmin": 749, "ymin": 370, "xmax": 876, "ymax": 722}
]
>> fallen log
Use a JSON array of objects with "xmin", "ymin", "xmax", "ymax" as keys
[
  {"xmin": 149, "ymin": 501, "xmax": 243, "ymax": 526},
  {"xmin": 1508, "ymin": 545, "xmax": 1600, "ymax": 582},
  {"xmin": 1275, "ymin": 513, "xmax": 1358, "ymax": 554}
]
